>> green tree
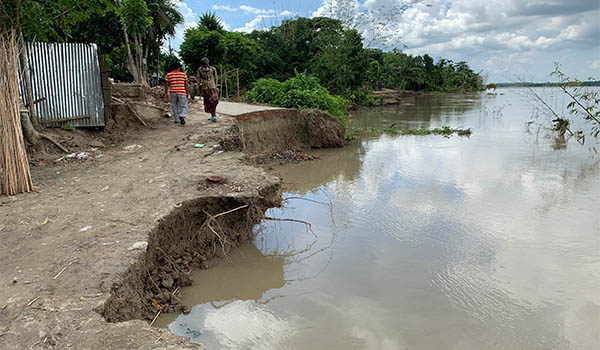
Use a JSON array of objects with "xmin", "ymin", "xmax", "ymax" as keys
[
  {"xmin": 179, "ymin": 13, "xmax": 262, "ymax": 92},
  {"xmin": 1, "ymin": 0, "xmax": 107, "ymax": 41},
  {"xmin": 179, "ymin": 26, "xmax": 226, "ymax": 73},
  {"xmin": 118, "ymin": 0, "xmax": 153, "ymax": 85}
]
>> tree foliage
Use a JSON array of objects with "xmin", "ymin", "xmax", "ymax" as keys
[
  {"xmin": 179, "ymin": 15, "xmax": 261, "ymax": 88},
  {"xmin": 119, "ymin": 0, "xmax": 152, "ymax": 37},
  {"xmin": 0, "ymin": 0, "xmax": 108, "ymax": 41}
]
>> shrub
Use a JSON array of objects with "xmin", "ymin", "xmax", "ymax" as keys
[
  {"xmin": 246, "ymin": 73, "xmax": 349, "ymax": 119},
  {"xmin": 245, "ymin": 78, "xmax": 283, "ymax": 103}
]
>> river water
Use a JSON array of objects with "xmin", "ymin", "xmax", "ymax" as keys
[{"xmin": 157, "ymin": 89, "xmax": 600, "ymax": 350}]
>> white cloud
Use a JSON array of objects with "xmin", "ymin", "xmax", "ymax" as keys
[
  {"xmin": 240, "ymin": 5, "xmax": 276, "ymax": 15},
  {"xmin": 230, "ymin": 7, "xmax": 297, "ymax": 33},
  {"xmin": 173, "ymin": 0, "xmax": 197, "ymax": 39},
  {"xmin": 312, "ymin": 0, "xmax": 600, "ymax": 81},
  {"xmin": 211, "ymin": 4, "xmax": 289, "ymax": 16},
  {"xmin": 591, "ymin": 60, "xmax": 600, "ymax": 70},
  {"xmin": 233, "ymin": 15, "xmax": 272, "ymax": 33},
  {"xmin": 211, "ymin": 4, "xmax": 236, "ymax": 11}
]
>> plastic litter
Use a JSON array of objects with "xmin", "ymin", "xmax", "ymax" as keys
[
  {"xmin": 128, "ymin": 242, "xmax": 149, "ymax": 251},
  {"xmin": 123, "ymin": 144, "xmax": 142, "ymax": 151},
  {"xmin": 56, "ymin": 152, "xmax": 90, "ymax": 161},
  {"xmin": 194, "ymin": 143, "xmax": 205, "ymax": 148},
  {"xmin": 79, "ymin": 226, "xmax": 93, "ymax": 232}
]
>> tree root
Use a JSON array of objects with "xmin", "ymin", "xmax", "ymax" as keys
[
  {"xmin": 201, "ymin": 204, "xmax": 251, "ymax": 258},
  {"xmin": 40, "ymin": 133, "xmax": 70, "ymax": 153}
]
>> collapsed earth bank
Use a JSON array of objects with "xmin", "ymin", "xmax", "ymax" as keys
[{"xmin": 102, "ymin": 108, "xmax": 345, "ymax": 323}]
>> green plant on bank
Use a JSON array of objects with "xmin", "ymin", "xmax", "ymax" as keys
[
  {"xmin": 345, "ymin": 85, "xmax": 376, "ymax": 106},
  {"xmin": 551, "ymin": 63, "xmax": 600, "ymax": 139},
  {"xmin": 344, "ymin": 127, "xmax": 361, "ymax": 141},
  {"xmin": 63, "ymin": 122, "xmax": 73, "ymax": 131},
  {"xmin": 246, "ymin": 73, "xmax": 350, "ymax": 124},
  {"xmin": 527, "ymin": 64, "xmax": 600, "ymax": 143},
  {"xmin": 365, "ymin": 125, "xmax": 472, "ymax": 137}
]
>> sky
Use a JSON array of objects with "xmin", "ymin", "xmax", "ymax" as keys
[{"xmin": 171, "ymin": 0, "xmax": 600, "ymax": 83}]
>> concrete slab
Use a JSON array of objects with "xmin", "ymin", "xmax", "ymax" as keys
[{"xmin": 213, "ymin": 101, "xmax": 286, "ymax": 117}]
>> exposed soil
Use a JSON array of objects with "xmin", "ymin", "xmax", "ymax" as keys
[
  {"xmin": 0, "ymin": 91, "xmax": 344, "ymax": 349},
  {"xmin": 225, "ymin": 109, "xmax": 345, "ymax": 164}
]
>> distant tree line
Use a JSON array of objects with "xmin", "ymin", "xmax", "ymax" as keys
[
  {"xmin": 179, "ymin": 15, "xmax": 483, "ymax": 102},
  {"xmin": 497, "ymin": 81, "xmax": 600, "ymax": 88}
]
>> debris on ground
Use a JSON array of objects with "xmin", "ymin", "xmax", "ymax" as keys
[
  {"xmin": 123, "ymin": 144, "xmax": 142, "ymax": 151},
  {"xmin": 128, "ymin": 242, "xmax": 149, "ymax": 251},
  {"xmin": 56, "ymin": 152, "xmax": 90, "ymax": 161}
]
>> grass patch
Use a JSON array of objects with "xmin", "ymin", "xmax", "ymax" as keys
[{"xmin": 359, "ymin": 125, "xmax": 472, "ymax": 138}]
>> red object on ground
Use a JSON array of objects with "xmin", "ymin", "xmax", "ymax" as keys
[{"xmin": 207, "ymin": 175, "xmax": 225, "ymax": 183}]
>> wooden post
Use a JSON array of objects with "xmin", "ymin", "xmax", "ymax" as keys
[
  {"xmin": 236, "ymin": 68, "xmax": 240, "ymax": 99},
  {"xmin": 219, "ymin": 65, "xmax": 223, "ymax": 99},
  {"xmin": 225, "ymin": 69, "xmax": 228, "ymax": 99},
  {"xmin": 18, "ymin": 33, "xmax": 40, "ymax": 130},
  {"xmin": 97, "ymin": 47, "xmax": 111, "ymax": 125}
]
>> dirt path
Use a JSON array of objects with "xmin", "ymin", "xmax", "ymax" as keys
[{"xmin": 0, "ymin": 102, "xmax": 279, "ymax": 349}]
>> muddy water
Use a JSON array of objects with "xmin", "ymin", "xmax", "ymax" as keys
[{"xmin": 157, "ymin": 89, "xmax": 600, "ymax": 349}]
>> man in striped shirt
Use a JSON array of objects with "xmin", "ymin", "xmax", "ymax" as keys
[{"xmin": 164, "ymin": 62, "xmax": 189, "ymax": 125}]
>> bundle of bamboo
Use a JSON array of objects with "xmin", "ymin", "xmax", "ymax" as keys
[{"xmin": 0, "ymin": 30, "xmax": 33, "ymax": 196}]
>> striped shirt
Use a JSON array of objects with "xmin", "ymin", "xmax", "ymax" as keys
[{"xmin": 166, "ymin": 69, "xmax": 188, "ymax": 95}]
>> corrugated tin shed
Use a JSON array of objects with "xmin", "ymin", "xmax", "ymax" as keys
[{"xmin": 20, "ymin": 42, "xmax": 105, "ymax": 127}]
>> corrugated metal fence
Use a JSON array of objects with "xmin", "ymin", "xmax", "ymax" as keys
[{"xmin": 20, "ymin": 42, "xmax": 105, "ymax": 127}]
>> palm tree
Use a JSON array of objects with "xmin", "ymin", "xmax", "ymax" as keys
[{"xmin": 199, "ymin": 12, "xmax": 224, "ymax": 33}]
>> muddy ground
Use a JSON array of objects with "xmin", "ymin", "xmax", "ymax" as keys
[{"xmin": 0, "ymin": 94, "xmax": 344, "ymax": 349}]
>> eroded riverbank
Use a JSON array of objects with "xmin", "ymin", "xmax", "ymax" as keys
[{"xmin": 0, "ymin": 103, "xmax": 345, "ymax": 349}]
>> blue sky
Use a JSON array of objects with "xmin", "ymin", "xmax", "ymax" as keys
[{"xmin": 171, "ymin": 1, "xmax": 600, "ymax": 83}]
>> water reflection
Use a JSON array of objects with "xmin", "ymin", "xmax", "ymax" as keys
[
  {"xmin": 274, "ymin": 142, "xmax": 366, "ymax": 194},
  {"xmin": 168, "ymin": 300, "xmax": 293, "ymax": 349},
  {"xmin": 162, "ymin": 89, "xmax": 600, "ymax": 349},
  {"xmin": 155, "ymin": 244, "xmax": 286, "ymax": 327}
]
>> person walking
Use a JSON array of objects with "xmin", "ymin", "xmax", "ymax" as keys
[
  {"xmin": 197, "ymin": 58, "xmax": 219, "ymax": 122},
  {"xmin": 165, "ymin": 62, "xmax": 189, "ymax": 125}
]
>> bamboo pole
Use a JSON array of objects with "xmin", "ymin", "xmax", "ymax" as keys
[
  {"xmin": 236, "ymin": 68, "xmax": 240, "ymax": 99},
  {"xmin": 0, "ymin": 30, "xmax": 33, "ymax": 196},
  {"xmin": 225, "ymin": 71, "xmax": 229, "ymax": 98}
]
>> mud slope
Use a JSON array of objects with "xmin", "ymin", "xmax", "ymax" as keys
[{"xmin": 102, "ymin": 186, "xmax": 280, "ymax": 322}]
